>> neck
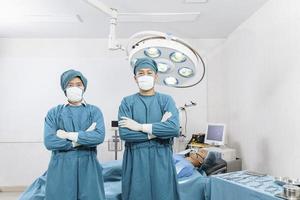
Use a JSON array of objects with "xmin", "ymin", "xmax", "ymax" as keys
[
  {"xmin": 68, "ymin": 101, "xmax": 82, "ymax": 106},
  {"xmin": 139, "ymin": 88, "xmax": 155, "ymax": 96}
]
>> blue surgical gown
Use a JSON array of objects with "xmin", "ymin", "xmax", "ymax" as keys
[
  {"xmin": 20, "ymin": 103, "xmax": 106, "ymax": 200},
  {"xmin": 118, "ymin": 92, "xmax": 180, "ymax": 200}
]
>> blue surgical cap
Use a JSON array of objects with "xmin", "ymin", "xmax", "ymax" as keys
[
  {"xmin": 133, "ymin": 58, "xmax": 158, "ymax": 75},
  {"xmin": 60, "ymin": 69, "xmax": 88, "ymax": 92}
]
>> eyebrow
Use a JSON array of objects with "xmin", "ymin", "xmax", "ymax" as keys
[
  {"xmin": 138, "ymin": 70, "xmax": 153, "ymax": 73},
  {"xmin": 68, "ymin": 82, "xmax": 83, "ymax": 85}
]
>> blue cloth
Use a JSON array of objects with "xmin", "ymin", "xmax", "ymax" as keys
[
  {"xmin": 19, "ymin": 159, "xmax": 210, "ymax": 200},
  {"xmin": 19, "ymin": 160, "xmax": 122, "ymax": 200},
  {"xmin": 173, "ymin": 154, "xmax": 194, "ymax": 178},
  {"xmin": 19, "ymin": 172, "xmax": 47, "ymax": 200},
  {"xmin": 103, "ymin": 160, "xmax": 210, "ymax": 200},
  {"xmin": 103, "ymin": 160, "xmax": 123, "ymax": 200},
  {"xmin": 178, "ymin": 170, "xmax": 210, "ymax": 200},
  {"xmin": 60, "ymin": 69, "xmax": 88, "ymax": 92},
  {"xmin": 133, "ymin": 58, "xmax": 158, "ymax": 75},
  {"xmin": 210, "ymin": 171, "xmax": 283, "ymax": 200},
  {"xmin": 118, "ymin": 92, "xmax": 180, "ymax": 200},
  {"xmin": 102, "ymin": 160, "xmax": 123, "ymax": 182},
  {"xmin": 38, "ymin": 104, "xmax": 105, "ymax": 200}
]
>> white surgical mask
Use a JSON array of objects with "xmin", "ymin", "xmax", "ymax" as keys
[
  {"xmin": 137, "ymin": 75, "xmax": 154, "ymax": 91},
  {"xmin": 66, "ymin": 87, "xmax": 83, "ymax": 102}
]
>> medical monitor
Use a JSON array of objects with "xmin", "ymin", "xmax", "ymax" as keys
[{"xmin": 204, "ymin": 123, "xmax": 226, "ymax": 146}]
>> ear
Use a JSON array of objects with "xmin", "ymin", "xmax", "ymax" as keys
[
  {"xmin": 154, "ymin": 74, "xmax": 158, "ymax": 83},
  {"xmin": 134, "ymin": 76, "xmax": 138, "ymax": 83}
]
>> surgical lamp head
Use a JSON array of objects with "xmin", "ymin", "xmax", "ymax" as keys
[{"xmin": 127, "ymin": 31, "xmax": 205, "ymax": 88}]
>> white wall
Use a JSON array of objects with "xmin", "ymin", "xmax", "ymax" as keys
[
  {"xmin": 207, "ymin": 0, "xmax": 300, "ymax": 177},
  {"xmin": 0, "ymin": 38, "xmax": 224, "ymax": 186}
]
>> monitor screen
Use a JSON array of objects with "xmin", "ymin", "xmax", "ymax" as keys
[{"xmin": 205, "ymin": 123, "xmax": 226, "ymax": 146}]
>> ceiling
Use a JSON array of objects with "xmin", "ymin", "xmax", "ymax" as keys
[{"xmin": 0, "ymin": 0, "xmax": 269, "ymax": 38}]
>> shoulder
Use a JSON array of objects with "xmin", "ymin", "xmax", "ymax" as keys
[
  {"xmin": 46, "ymin": 104, "xmax": 64, "ymax": 116},
  {"xmin": 86, "ymin": 104, "xmax": 103, "ymax": 114},
  {"xmin": 121, "ymin": 93, "xmax": 139, "ymax": 105},
  {"xmin": 155, "ymin": 92, "xmax": 174, "ymax": 102}
]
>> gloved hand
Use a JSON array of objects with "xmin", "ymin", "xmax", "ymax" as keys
[
  {"xmin": 86, "ymin": 122, "xmax": 97, "ymax": 131},
  {"xmin": 118, "ymin": 117, "xmax": 142, "ymax": 132},
  {"xmin": 161, "ymin": 111, "xmax": 172, "ymax": 122},
  {"xmin": 71, "ymin": 122, "xmax": 97, "ymax": 147},
  {"xmin": 56, "ymin": 130, "xmax": 78, "ymax": 142},
  {"xmin": 72, "ymin": 142, "xmax": 81, "ymax": 148},
  {"xmin": 56, "ymin": 130, "xmax": 69, "ymax": 139},
  {"xmin": 56, "ymin": 123, "xmax": 97, "ymax": 145},
  {"xmin": 149, "ymin": 112, "xmax": 173, "ymax": 140}
]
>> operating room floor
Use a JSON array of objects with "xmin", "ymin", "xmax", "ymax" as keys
[{"xmin": 0, "ymin": 192, "xmax": 21, "ymax": 200}]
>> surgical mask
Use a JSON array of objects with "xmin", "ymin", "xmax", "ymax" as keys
[
  {"xmin": 66, "ymin": 87, "xmax": 83, "ymax": 102},
  {"xmin": 137, "ymin": 75, "xmax": 155, "ymax": 91}
]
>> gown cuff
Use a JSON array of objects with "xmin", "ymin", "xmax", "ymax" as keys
[
  {"xmin": 142, "ymin": 124, "xmax": 152, "ymax": 134},
  {"xmin": 72, "ymin": 142, "xmax": 81, "ymax": 148},
  {"xmin": 148, "ymin": 133, "xmax": 157, "ymax": 140},
  {"xmin": 67, "ymin": 132, "xmax": 79, "ymax": 142},
  {"xmin": 142, "ymin": 124, "xmax": 157, "ymax": 139}
]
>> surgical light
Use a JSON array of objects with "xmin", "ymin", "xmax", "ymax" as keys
[
  {"xmin": 157, "ymin": 62, "xmax": 170, "ymax": 73},
  {"xmin": 178, "ymin": 67, "xmax": 194, "ymax": 78},
  {"xmin": 126, "ymin": 31, "xmax": 205, "ymax": 88},
  {"xmin": 84, "ymin": 0, "xmax": 206, "ymax": 88},
  {"xmin": 164, "ymin": 77, "xmax": 179, "ymax": 86},
  {"xmin": 144, "ymin": 47, "xmax": 161, "ymax": 58},
  {"xmin": 170, "ymin": 52, "xmax": 187, "ymax": 63}
]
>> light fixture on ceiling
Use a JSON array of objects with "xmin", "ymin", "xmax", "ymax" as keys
[
  {"xmin": 84, "ymin": 0, "xmax": 205, "ymax": 88},
  {"xmin": 126, "ymin": 31, "xmax": 205, "ymax": 88}
]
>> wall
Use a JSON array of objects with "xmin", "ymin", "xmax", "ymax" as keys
[
  {"xmin": 0, "ymin": 38, "xmax": 223, "ymax": 186},
  {"xmin": 207, "ymin": 0, "xmax": 300, "ymax": 177}
]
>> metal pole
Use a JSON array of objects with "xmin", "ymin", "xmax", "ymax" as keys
[{"xmin": 114, "ymin": 130, "xmax": 118, "ymax": 160}]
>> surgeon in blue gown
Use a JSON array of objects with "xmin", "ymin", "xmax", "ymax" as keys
[
  {"xmin": 118, "ymin": 58, "xmax": 180, "ymax": 200},
  {"xmin": 19, "ymin": 69, "xmax": 106, "ymax": 200}
]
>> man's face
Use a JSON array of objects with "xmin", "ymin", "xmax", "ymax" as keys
[
  {"xmin": 67, "ymin": 77, "xmax": 84, "ymax": 90},
  {"xmin": 134, "ymin": 68, "xmax": 158, "ymax": 82}
]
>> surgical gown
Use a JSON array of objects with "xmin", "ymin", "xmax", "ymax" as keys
[
  {"xmin": 118, "ymin": 92, "xmax": 180, "ymax": 200},
  {"xmin": 43, "ymin": 103, "xmax": 105, "ymax": 200}
]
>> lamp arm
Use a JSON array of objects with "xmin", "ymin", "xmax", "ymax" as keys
[{"xmin": 84, "ymin": 0, "xmax": 123, "ymax": 50}]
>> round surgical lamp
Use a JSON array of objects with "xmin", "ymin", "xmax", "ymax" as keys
[
  {"xmin": 126, "ymin": 31, "xmax": 205, "ymax": 88},
  {"xmin": 83, "ymin": 0, "xmax": 205, "ymax": 88}
]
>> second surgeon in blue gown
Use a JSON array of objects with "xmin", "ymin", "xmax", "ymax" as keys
[
  {"xmin": 45, "ymin": 69, "xmax": 106, "ymax": 200},
  {"xmin": 19, "ymin": 69, "xmax": 106, "ymax": 200},
  {"xmin": 118, "ymin": 58, "xmax": 180, "ymax": 200}
]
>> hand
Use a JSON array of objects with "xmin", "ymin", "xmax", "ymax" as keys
[
  {"xmin": 86, "ymin": 122, "xmax": 97, "ymax": 131},
  {"xmin": 161, "ymin": 112, "xmax": 172, "ymax": 122},
  {"xmin": 72, "ymin": 142, "xmax": 81, "ymax": 148},
  {"xmin": 148, "ymin": 134, "xmax": 156, "ymax": 139},
  {"xmin": 72, "ymin": 122, "xmax": 97, "ymax": 148},
  {"xmin": 118, "ymin": 117, "xmax": 142, "ymax": 132},
  {"xmin": 56, "ymin": 130, "xmax": 78, "ymax": 142},
  {"xmin": 56, "ymin": 130, "xmax": 68, "ymax": 139}
]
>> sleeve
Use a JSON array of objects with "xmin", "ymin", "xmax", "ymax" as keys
[
  {"xmin": 44, "ymin": 109, "xmax": 73, "ymax": 151},
  {"xmin": 118, "ymin": 98, "xmax": 149, "ymax": 142},
  {"xmin": 151, "ymin": 96, "xmax": 180, "ymax": 139},
  {"xmin": 77, "ymin": 106, "xmax": 105, "ymax": 146}
]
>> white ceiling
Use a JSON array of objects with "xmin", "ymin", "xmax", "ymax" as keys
[{"xmin": 0, "ymin": 0, "xmax": 269, "ymax": 38}]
